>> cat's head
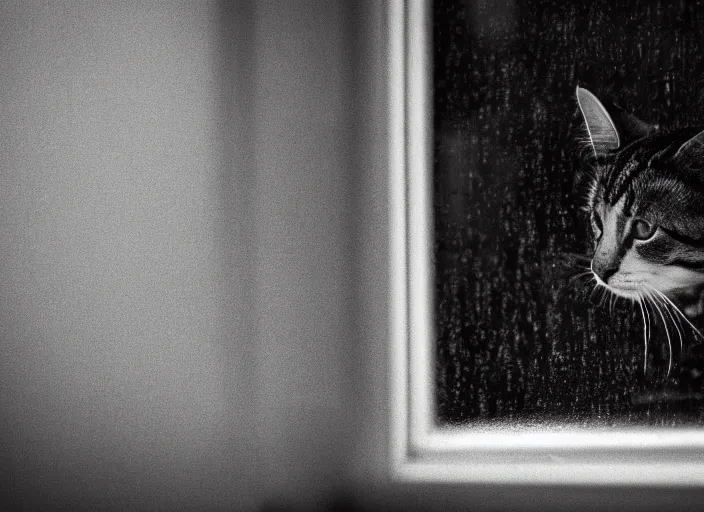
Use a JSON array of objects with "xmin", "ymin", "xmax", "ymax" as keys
[{"xmin": 577, "ymin": 87, "xmax": 704, "ymax": 300}]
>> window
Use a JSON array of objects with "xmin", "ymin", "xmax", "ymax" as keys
[{"xmin": 390, "ymin": 0, "xmax": 704, "ymax": 484}]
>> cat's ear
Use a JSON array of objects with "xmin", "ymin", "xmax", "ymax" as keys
[
  {"xmin": 674, "ymin": 129, "xmax": 704, "ymax": 163},
  {"xmin": 576, "ymin": 87, "xmax": 657, "ymax": 156},
  {"xmin": 576, "ymin": 87, "xmax": 621, "ymax": 156}
]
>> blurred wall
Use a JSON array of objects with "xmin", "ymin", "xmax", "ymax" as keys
[
  {"xmin": 0, "ymin": 1, "xmax": 252, "ymax": 509},
  {"xmin": 0, "ymin": 0, "xmax": 364, "ymax": 509}
]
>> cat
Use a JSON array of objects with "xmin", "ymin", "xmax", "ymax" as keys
[{"xmin": 576, "ymin": 87, "xmax": 704, "ymax": 395}]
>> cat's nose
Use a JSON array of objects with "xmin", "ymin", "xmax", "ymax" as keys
[{"xmin": 594, "ymin": 264, "xmax": 619, "ymax": 284}]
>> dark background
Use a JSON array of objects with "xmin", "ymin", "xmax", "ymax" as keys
[{"xmin": 434, "ymin": 0, "xmax": 704, "ymax": 425}]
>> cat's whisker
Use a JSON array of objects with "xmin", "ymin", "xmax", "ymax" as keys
[
  {"xmin": 589, "ymin": 282, "xmax": 603, "ymax": 303},
  {"xmin": 568, "ymin": 270, "xmax": 594, "ymax": 284},
  {"xmin": 561, "ymin": 251, "xmax": 592, "ymax": 261},
  {"xmin": 655, "ymin": 290, "xmax": 685, "ymax": 336},
  {"xmin": 642, "ymin": 294, "xmax": 655, "ymax": 373},
  {"xmin": 647, "ymin": 290, "xmax": 673, "ymax": 376},
  {"xmin": 651, "ymin": 289, "xmax": 684, "ymax": 360},
  {"xmin": 610, "ymin": 293, "xmax": 618, "ymax": 316},
  {"xmin": 666, "ymin": 299, "xmax": 685, "ymax": 357},
  {"xmin": 597, "ymin": 287, "xmax": 610, "ymax": 308},
  {"xmin": 636, "ymin": 294, "xmax": 649, "ymax": 373},
  {"xmin": 644, "ymin": 295, "xmax": 652, "ymax": 348},
  {"xmin": 588, "ymin": 286, "xmax": 597, "ymax": 302},
  {"xmin": 649, "ymin": 285, "xmax": 704, "ymax": 344},
  {"xmin": 607, "ymin": 293, "xmax": 612, "ymax": 314},
  {"xmin": 559, "ymin": 253, "xmax": 593, "ymax": 274}
]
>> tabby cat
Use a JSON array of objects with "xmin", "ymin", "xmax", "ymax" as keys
[{"xmin": 576, "ymin": 87, "xmax": 704, "ymax": 382}]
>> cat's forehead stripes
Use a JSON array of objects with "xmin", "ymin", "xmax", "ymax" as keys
[
  {"xmin": 604, "ymin": 152, "xmax": 642, "ymax": 205},
  {"xmin": 598, "ymin": 136, "xmax": 654, "ymax": 206},
  {"xmin": 599, "ymin": 128, "xmax": 704, "ymax": 207}
]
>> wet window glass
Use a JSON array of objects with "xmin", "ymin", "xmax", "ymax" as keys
[{"xmin": 434, "ymin": 0, "xmax": 704, "ymax": 426}]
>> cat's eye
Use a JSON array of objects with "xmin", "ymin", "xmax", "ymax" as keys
[{"xmin": 632, "ymin": 219, "xmax": 656, "ymax": 240}]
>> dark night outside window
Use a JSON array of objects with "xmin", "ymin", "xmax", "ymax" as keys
[{"xmin": 433, "ymin": 0, "xmax": 704, "ymax": 426}]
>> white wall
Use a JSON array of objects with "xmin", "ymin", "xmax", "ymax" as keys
[
  {"xmin": 250, "ymin": 0, "xmax": 355, "ymax": 506},
  {"xmin": 0, "ymin": 1, "xmax": 360, "ymax": 509},
  {"xmin": 0, "ymin": 1, "xmax": 249, "ymax": 509}
]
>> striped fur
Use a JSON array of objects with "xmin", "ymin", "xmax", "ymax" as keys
[{"xmin": 578, "ymin": 88, "xmax": 704, "ymax": 300}]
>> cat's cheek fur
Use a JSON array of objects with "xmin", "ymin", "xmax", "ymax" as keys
[
  {"xmin": 608, "ymin": 251, "xmax": 704, "ymax": 298},
  {"xmin": 653, "ymin": 266, "xmax": 704, "ymax": 295}
]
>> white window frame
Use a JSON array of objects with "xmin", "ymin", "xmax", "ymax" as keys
[{"xmin": 389, "ymin": 0, "xmax": 704, "ymax": 485}]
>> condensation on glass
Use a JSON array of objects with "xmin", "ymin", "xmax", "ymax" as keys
[{"xmin": 434, "ymin": 0, "xmax": 704, "ymax": 426}]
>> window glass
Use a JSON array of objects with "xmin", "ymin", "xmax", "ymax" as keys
[{"xmin": 434, "ymin": 0, "xmax": 704, "ymax": 426}]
